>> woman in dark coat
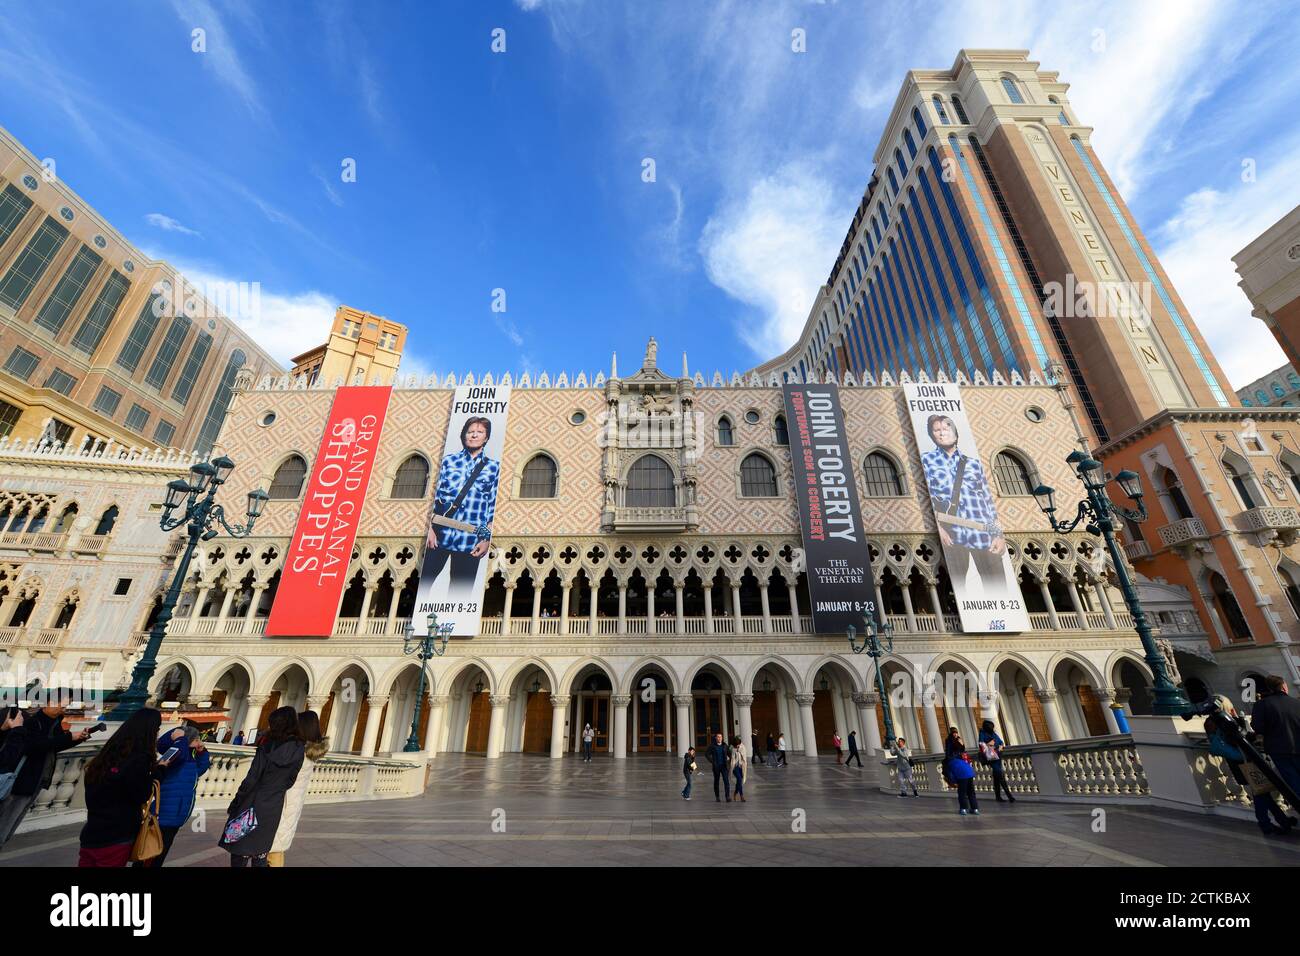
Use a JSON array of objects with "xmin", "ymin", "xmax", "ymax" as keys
[
  {"xmin": 79, "ymin": 708, "xmax": 166, "ymax": 867},
  {"xmin": 220, "ymin": 706, "xmax": 304, "ymax": 867},
  {"xmin": 944, "ymin": 726, "xmax": 979, "ymax": 816}
]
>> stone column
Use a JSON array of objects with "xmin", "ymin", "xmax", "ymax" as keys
[
  {"xmin": 559, "ymin": 580, "xmax": 571, "ymax": 634},
  {"xmin": 617, "ymin": 583, "xmax": 627, "ymax": 633},
  {"xmin": 1066, "ymin": 578, "xmax": 1089, "ymax": 629},
  {"xmin": 675, "ymin": 694, "xmax": 693, "ymax": 754},
  {"xmin": 386, "ymin": 583, "xmax": 401, "ymax": 632},
  {"xmin": 921, "ymin": 687, "xmax": 943, "ymax": 753},
  {"xmin": 927, "ymin": 582, "xmax": 946, "ymax": 632},
  {"xmin": 244, "ymin": 585, "xmax": 267, "ymax": 634},
  {"xmin": 1038, "ymin": 689, "xmax": 1067, "ymax": 741},
  {"xmin": 734, "ymin": 694, "xmax": 754, "ymax": 750},
  {"xmin": 588, "ymin": 583, "xmax": 598, "ymax": 633},
  {"xmin": 664, "ymin": 693, "xmax": 673, "ymax": 754},
  {"xmin": 357, "ymin": 584, "xmax": 376, "ymax": 624},
  {"xmin": 612, "ymin": 695, "xmax": 631, "ymax": 758},
  {"xmin": 899, "ymin": 584, "xmax": 918, "ymax": 633},
  {"xmin": 1038, "ymin": 580, "xmax": 1061, "ymax": 630},
  {"xmin": 646, "ymin": 584, "xmax": 655, "ymax": 627},
  {"xmin": 530, "ymin": 585, "xmax": 542, "ymax": 634},
  {"xmin": 854, "ymin": 691, "xmax": 882, "ymax": 754},
  {"xmin": 501, "ymin": 584, "xmax": 515, "ymax": 634},
  {"xmin": 675, "ymin": 583, "xmax": 685, "ymax": 635},
  {"xmin": 193, "ymin": 586, "xmax": 211, "ymax": 619},
  {"xmin": 306, "ymin": 694, "xmax": 329, "ymax": 716},
  {"xmin": 425, "ymin": 695, "xmax": 448, "ymax": 755},
  {"xmin": 1095, "ymin": 581, "xmax": 1118, "ymax": 629},
  {"xmin": 217, "ymin": 587, "xmax": 236, "ymax": 620},
  {"xmin": 360, "ymin": 695, "xmax": 389, "ymax": 756},
  {"xmin": 1097, "ymin": 688, "xmax": 1121, "ymax": 735},
  {"xmin": 795, "ymin": 693, "xmax": 819, "ymax": 757},
  {"xmin": 787, "ymin": 581, "xmax": 801, "ymax": 630},
  {"xmin": 486, "ymin": 694, "xmax": 510, "ymax": 758},
  {"xmin": 759, "ymin": 584, "xmax": 772, "ymax": 634},
  {"xmin": 242, "ymin": 694, "xmax": 269, "ymax": 740},
  {"xmin": 703, "ymin": 587, "xmax": 714, "ymax": 635},
  {"xmin": 731, "ymin": 583, "xmax": 743, "ymax": 634},
  {"xmin": 549, "ymin": 694, "xmax": 570, "ymax": 759}
]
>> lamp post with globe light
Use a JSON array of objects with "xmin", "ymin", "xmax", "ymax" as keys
[{"xmin": 403, "ymin": 612, "xmax": 454, "ymax": 752}]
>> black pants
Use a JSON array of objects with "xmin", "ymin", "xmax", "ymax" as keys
[
  {"xmin": 845, "ymin": 749, "xmax": 862, "ymax": 767},
  {"xmin": 989, "ymin": 761, "xmax": 1014, "ymax": 800},
  {"xmin": 130, "ymin": 825, "xmax": 180, "ymax": 868},
  {"xmin": 421, "ymin": 548, "xmax": 480, "ymax": 595},
  {"xmin": 713, "ymin": 767, "xmax": 731, "ymax": 800},
  {"xmin": 776, "ymin": 751, "xmax": 787, "ymax": 766},
  {"xmin": 956, "ymin": 778, "xmax": 979, "ymax": 812},
  {"xmin": 947, "ymin": 544, "xmax": 1006, "ymax": 585},
  {"xmin": 230, "ymin": 853, "xmax": 270, "ymax": 867}
]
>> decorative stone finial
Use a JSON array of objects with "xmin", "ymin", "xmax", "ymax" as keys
[{"xmin": 644, "ymin": 337, "xmax": 658, "ymax": 369}]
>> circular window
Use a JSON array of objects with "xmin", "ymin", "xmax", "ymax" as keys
[
  {"xmin": 259, "ymin": 412, "xmax": 277, "ymax": 427},
  {"xmin": 744, "ymin": 409, "xmax": 761, "ymax": 425},
  {"xmin": 59, "ymin": 206, "xmax": 74, "ymax": 222},
  {"xmin": 92, "ymin": 235, "xmax": 107, "ymax": 249},
  {"xmin": 1024, "ymin": 405, "xmax": 1046, "ymax": 423},
  {"xmin": 208, "ymin": 319, "xmax": 217, "ymax": 331},
  {"xmin": 123, "ymin": 260, "xmax": 135, "ymax": 273},
  {"xmin": 569, "ymin": 410, "xmax": 586, "ymax": 425},
  {"xmin": 21, "ymin": 174, "xmax": 37, "ymax": 190}
]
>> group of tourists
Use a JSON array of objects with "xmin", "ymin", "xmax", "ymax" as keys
[{"xmin": 682, "ymin": 733, "xmax": 750, "ymax": 802}]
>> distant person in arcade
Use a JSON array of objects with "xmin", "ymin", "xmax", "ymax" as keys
[
  {"xmin": 920, "ymin": 414, "xmax": 1008, "ymax": 590},
  {"xmin": 422, "ymin": 416, "xmax": 500, "ymax": 595}
]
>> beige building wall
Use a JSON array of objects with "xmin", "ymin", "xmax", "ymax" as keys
[{"xmin": 290, "ymin": 305, "xmax": 406, "ymax": 388}]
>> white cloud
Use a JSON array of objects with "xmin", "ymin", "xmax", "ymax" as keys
[
  {"xmin": 145, "ymin": 212, "xmax": 201, "ymax": 236},
  {"xmin": 311, "ymin": 166, "xmax": 344, "ymax": 207},
  {"xmin": 169, "ymin": 0, "xmax": 265, "ymax": 119},
  {"xmin": 699, "ymin": 161, "xmax": 845, "ymax": 358}
]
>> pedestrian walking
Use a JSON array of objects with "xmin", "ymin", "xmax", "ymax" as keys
[
  {"xmin": 0, "ymin": 703, "xmax": 91, "ymax": 850},
  {"xmin": 219, "ymin": 706, "xmax": 305, "ymax": 868},
  {"xmin": 832, "ymin": 731, "xmax": 843, "ymax": 764},
  {"xmin": 135, "ymin": 724, "xmax": 210, "ymax": 867},
  {"xmin": 978, "ymin": 719, "xmax": 1015, "ymax": 803},
  {"xmin": 1250, "ymin": 675, "xmax": 1300, "ymax": 801},
  {"xmin": 776, "ymin": 732, "xmax": 787, "ymax": 767},
  {"xmin": 944, "ymin": 727, "xmax": 979, "ymax": 816},
  {"xmin": 267, "ymin": 710, "xmax": 328, "ymax": 866},
  {"xmin": 892, "ymin": 737, "xmax": 918, "ymax": 795},
  {"xmin": 681, "ymin": 746, "xmax": 697, "ymax": 800},
  {"xmin": 845, "ymin": 730, "xmax": 863, "ymax": 768},
  {"xmin": 707, "ymin": 732, "xmax": 732, "ymax": 802},
  {"xmin": 751, "ymin": 730, "xmax": 761, "ymax": 766},
  {"xmin": 79, "ymin": 708, "xmax": 167, "ymax": 867},
  {"xmin": 765, "ymin": 732, "xmax": 776, "ymax": 768},
  {"xmin": 581, "ymin": 723, "xmax": 595, "ymax": 762},
  {"xmin": 729, "ymin": 735, "xmax": 748, "ymax": 802},
  {"xmin": 1206, "ymin": 696, "xmax": 1297, "ymax": 836}
]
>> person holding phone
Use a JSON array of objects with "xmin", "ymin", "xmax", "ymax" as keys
[
  {"xmin": 0, "ymin": 702, "xmax": 91, "ymax": 851},
  {"xmin": 79, "ymin": 709, "xmax": 166, "ymax": 867},
  {"xmin": 137, "ymin": 725, "xmax": 210, "ymax": 866}
]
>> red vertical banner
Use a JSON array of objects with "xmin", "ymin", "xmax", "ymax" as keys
[{"xmin": 266, "ymin": 386, "xmax": 393, "ymax": 637}]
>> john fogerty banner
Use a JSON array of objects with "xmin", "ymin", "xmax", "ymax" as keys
[
  {"xmin": 415, "ymin": 384, "xmax": 511, "ymax": 637},
  {"xmin": 782, "ymin": 384, "xmax": 878, "ymax": 635},
  {"xmin": 267, "ymin": 385, "xmax": 393, "ymax": 637},
  {"xmin": 903, "ymin": 382, "xmax": 1030, "ymax": 634}
]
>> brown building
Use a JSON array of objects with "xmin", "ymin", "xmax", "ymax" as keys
[
  {"xmin": 0, "ymin": 125, "xmax": 281, "ymax": 454},
  {"xmin": 290, "ymin": 305, "xmax": 406, "ymax": 387}
]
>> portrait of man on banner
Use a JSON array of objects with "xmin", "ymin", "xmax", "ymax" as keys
[{"xmin": 421, "ymin": 415, "xmax": 500, "ymax": 598}]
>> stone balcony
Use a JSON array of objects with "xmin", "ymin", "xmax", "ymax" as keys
[
  {"xmin": 602, "ymin": 505, "xmax": 696, "ymax": 533},
  {"xmin": 1236, "ymin": 506, "xmax": 1300, "ymax": 546},
  {"xmin": 1123, "ymin": 540, "xmax": 1152, "ymax": 562},
  {"xmin": 1156, "ymin": 516, "xmax": 1211, "ymax": 554}
]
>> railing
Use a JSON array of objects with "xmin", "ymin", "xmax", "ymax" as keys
[
  {"xmin": 1157, "ymin": 517, "xmax": 1209, "ymax": 549},
  {"xmin": 31, "ymin": 627, "xmax": 64, "ymax": 648},
  {"xmin": 0, "ymin": 625, "xmax": 21, "ymax": 647},
  {"xmin": 73, "ymin": 534, "xmax": 108, "ymax": 554},
  {"xmin": 1124, "ymin": 540, "xmax": 1152, "ymax": 562},
  {"xmin": 1028, "ymin": 612, "xmax": 1053, "ymax": 629},
  {"xmin": 1239, "ymin": 505, "xmax": 1300, "ymax": 534},
  {"xmin": 0, "ymin": 530, "xmax": 68, "ymax": 551}
]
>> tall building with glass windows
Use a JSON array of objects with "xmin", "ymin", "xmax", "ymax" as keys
[
  {"xmin": 755, "ymin": 49, "xmax": 1235, "ymax": 447},
  {"xmin": 0, "ymin": 126, "xmax": 280, "ymax": 454}
]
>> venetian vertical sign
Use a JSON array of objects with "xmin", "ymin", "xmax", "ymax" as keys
[
  {"xmin": 782, "ymin": 383, "xmax": 878, "ymax": 634},
  {"xmin": 266, "ymin": 385, "xmax": 394, "ymax": 637},
  {"xmin": 903, "ymin": 382, "xmax": 1030, "ymax": 633}
]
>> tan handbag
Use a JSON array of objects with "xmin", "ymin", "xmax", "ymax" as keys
[{"xmin": 130, "ymin": 780, "xmax": 165, "ymax": 863}]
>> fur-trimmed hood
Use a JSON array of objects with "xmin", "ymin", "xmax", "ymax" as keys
[{"xmin": 304, "ymin": 737, "xmax": 330, "ymax": 761}]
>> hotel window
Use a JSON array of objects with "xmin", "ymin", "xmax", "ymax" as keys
[
  {"xmin": 1282, "ymin": 566, "xmax": 1300, "ymax": 620},
  {"xmin": 34, "ymin": 245, "xmax": 101, "ymax": 335},
  {"xmin": 518, "ymin": 454, "xmax": 558, "ymax": 499},
  {"xmin": 887, "ymin": 167, "xmax": 899, "ymax": 197},
  {"xmin": 171, "ymin": 331, "xmax": 212, "ymax": 405},
  {"xmin": 0, "ymin": 216, "xmax": 69, "ymax": 309},
  {"xmin": 1222, "ymin": 458, "xmax": 1258, "ymax": 509},
  {"xmin": 124, "ymin": 403, "xmax": 150, "ymax": 433},
  {"xmin": 625, "ymin": 454, "xmax": 676, "ymax": 507},
  {"xmin": 269, "ymin": 454, "xmax": 308, "ymax": 499},
  {"xmin": 932, "ymin": 95, "xmax": 951, "ymax": 125},
  {"xmin": 862, "ymin": 452, "xmax": 905, "ymax": 497},
  {"xmin": 1000, "ymin": 76, "xmax": 1025, "ymax": 104},
  {"xmin": 116, "ymin": 294, "xmax": 164, "ymax": 372},
  {"xmin": 0, "ymin": 399, "xmax": 21, "ymax": 438},
  {"xmin": 740, "ymin": 453, "xmax": 778, "ymax": 497},
  {"xmin": 3, "ymin": 346, "xmax": 40, "ymax": 381},
  {"xmin": 43, "ymin": 368, "xmax": 77, "ymax": 395},
  {"xmin": 145, "ymin": 315, "xmax": 192, "ymax": 389},
  {"xmin": 42, "ymin": 418, "xmax": 73, "ymax": 447},
  {"xmin": 70, "ymin": 269, "xmax": 130, "ymax": 354},
  {"xmin": 911, "ymin": 107, "xmax": 927, "ymax": 139},
  {"xmin": 903, "ymin": 128, "xmax": 918, "ymax": 160},
  {"xmin": 1209, "ymin": 571, "xmax": 1252, "ymax": 642},
  {"xmin": 153, "ymin": 420, "xmax": 176, "ymax": 446},
  {"xmin": 895, "ymin": 148, "xmax": 908, "ymax": 178},
  {"xmin": 0, "ymin": 184, "xmax": 34, "ymax": 248},
  {"xmin": 950, "ymin": 95, "xmax": 969, "ymax": 124},
  {"xmin": 717, "ymin": 415, "xmax": 734, "ymax": 446},
  {"xmin": 993, "ymin": 451, "xmax": 1035, "ymax": 496},
  {"xmin": 195, "ymin": 349, "xmax": 246, "ymax": 453},
  {"xmin": 92, "ymin": 385, "xmax": 122, "ymax": 417},
  {"xmin": 391, "ymin": 454, "xmax": 431, "ymax": 498},
  {"xmin": 773, "ymin": 414, "xmax": 789, "ymax": 445},
  {"xmin": 94, "ymin": 505, "xmax": 119, "ymax": 535}
]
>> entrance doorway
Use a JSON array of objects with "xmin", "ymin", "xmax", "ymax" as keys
[
  {"xmin": 692, "ymin": 670, "xmax": 729, "ymax": 747},
  {"xmin": 572, "ymin": 669, "xmax": 613, "ymax": 752}
]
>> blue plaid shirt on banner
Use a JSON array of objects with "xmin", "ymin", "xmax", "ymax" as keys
[
  {"xmin": 432, "ymin": 448, "xmax": 500, "ymax": 552},
  {"xmin": 920, "ymin": 446, "xmax": 1001, "ymax": 549}
]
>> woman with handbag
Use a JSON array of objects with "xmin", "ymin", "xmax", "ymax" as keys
[
  {"xmin": 79, "ymin": 708, "xmax": 169, "ymax": 867},
  {"xmin": 944, "ymin": 727, "xmax": 979, "ymax": 816},
  {"xmin": 220, "ymin": 706, "xmax": 305, "ymax": 868},
  {"xmin": 1205, "ymin": 697, "xmax": 1297, "ymax": 836},
  {"xmin": 266, "ymin": 710, "xmax": 328, "ymax": 866},
  {"xmin": 729, "ymin": 735, "xmax": 748, "ymax": 802}
]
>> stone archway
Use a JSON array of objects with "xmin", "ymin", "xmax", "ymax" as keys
[
  {"xmin": 626, "ymin": 661, "xmax": 676, "ymax": 754},
  {"xmin": 808, "ymin": 659, "xmax": 861, "ymax": 755}
]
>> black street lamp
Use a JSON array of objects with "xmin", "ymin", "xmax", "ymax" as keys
[
  {"xmin": 402, "ymin": 612, "xmax": 454, "ymax": 752},
  {"xmin": 847, "ymin": 614, "xmax": 896, "ymax": 746},
  {"xmin": 110, "ymin": 456, "xmax": 268, "ymax": 721},
  {"xmin": 1032, "ymin": 451, "xmax": 1189, "ymax": 716}
]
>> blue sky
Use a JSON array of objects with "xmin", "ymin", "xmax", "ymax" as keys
[{"xmin": 1, "ymin": 0, "xmax": 1298, "ymax": 387}]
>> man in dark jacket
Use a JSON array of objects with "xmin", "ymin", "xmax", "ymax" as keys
[
  {"xmin": 1250, "ymin": 675, "xmax": 1300, "ymax": 800},
  {"xmin": 845, "ymin": 730, "xmax": 863, "ymax": 767},
  {"xmin": 0, "ymin": 705, "xmax": 90, "ymax": 849},
  {"xmin": 706, "ymin": 733, "xmax": 731, "ymax": 803},
  {"xmin": 751, "ymin": 730, "xmax": 761, "ymax": 766}
]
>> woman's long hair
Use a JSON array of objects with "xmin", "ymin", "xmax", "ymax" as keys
[
  {"xmin": 297, "ymin": 710, "xmax": 323, "ymax": 743},
  {"xmin": 261, "ymin": 705, "xmax": 303, "ymax": 747},
  {"xmin": 85, "ymin": 708, "xmax": 162, "ymax": 785}
]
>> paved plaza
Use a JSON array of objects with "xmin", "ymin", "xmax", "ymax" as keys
[{"xmin": 4, "ymin": 754, "xmax": 1298, "ymax": 867}]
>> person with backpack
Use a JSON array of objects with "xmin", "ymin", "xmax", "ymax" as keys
[
  {"xmin": 0, "ymin": 703, "xmax": 91, "ymax": 850},
  {"xmin": 729, "ymin": 735, "xmax": 748, "ymax": 802},
  {"xmin": 944, "ymin": 727, "xmax": 979, "ymax": 815},
  {"xmin": 681, "ymin": 746, "xmax": 697, "ymax": 800},
  {"xmin": 1206, "ymin": 696, "xmax": 1296, "ymax": 836},
  {"xmin": 219, "ymin": 707, "xmax": 305, "ymax": 867},
  {"xmin": 978, "ymin": 719, "xmax": 1015, "ymax": 803},
  {"xmin": 892, "ymin": 737, "xmax": 918, "ymax": 796},
  {"xmin": 707, "ymin": 732, "xmax": 732, "ymax": 802},
  {"xmin": 267, "ymin": 710, "xmax": 328, "ymax": 866},
  {"xmin": 845, "ymin": 730, "xmax": 863, "ymax": 768},
  {"xmin": 79, "ymin": 709, "xmax": 168, "ymax": 867},
  {"xmin": 137, "ymin": 724, "xmax": 211, "ymax": 866}
]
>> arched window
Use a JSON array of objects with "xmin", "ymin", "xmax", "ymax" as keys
[
  {"xmin": 1256, "ymin": 390, "xmax": 1269, "ymax": 405},
  {"xmin": 894, "ymin": 147, "xmax": 908, "ymax": 179},
  {"xmin": 773, "ymin": 414, "xmax": 789, "ymax": 446},
  {"xmin": 390, "ymin": 454, "xmax": 430, "ymax": 498},
  {"xmin": 950, "ymin": 94, "xmax": 969, "ymax": 124},
  {"xmin": 1281, "ymin": 565, "xmax": 1300, "ymax": 620},
  {"xmin": 1048, "ymin": 96, "xmax": 1070, "ymax": 126},
  {"xmin": 626, "ymin": 455, "xmax": 675, "ymax": 507},
  {"xmin": 93, "ymin": 504, "xmax": 118, "ymax": 535},
  {"xmin": 52, "ymin": 502, "xmax": 78, "ymax": 533},
  {"xmin": 887, "ymin": 167, "xmax": 900, "ymax": 197},
  {"xmin": 740, "ymin": 453, "xmax": 778, "ymax": 497},
  {"xmin": 1209, "ymin": 571, "xmax": 1251, "ymax": 642},
  {"xmin": 717, "ymin": 416, "xmax": 734, "ymax": 446},
  {"xmin": 932, "ymin": 94, "xmax": 951, "ymax": 125},
  {"xmin": 1222, "ymin": 458, "xmax": 1258, "ymax": 509},
  {"xmin": 862, "ymin": 452, "xmax": 905, "ymax": 497},
  {"xmin": 911, "ymin": 106, "xmax": 927, "ymax": 139},
  {"xmin": 268, "ymin": 455, "xmax": 308, "ymax": 499},
  {"xmin": 1001, "ymin": 76, "xmax": 1025, "ymax": 104},
  {"xmin": 1161, "ymin": 467, "xmax": 1194, "ymax": 520},
  {"xmin": 1282, "ymin": 458, "xmax": 1300, "ymax": 498},
  {"xmin": 518, "ymin": 454, "xmax": 558, "ymax": 498},
  {"xmin": 993, "ymin": 451, "xmax": 1034, "ymax": 496},
  {"xmin": 1274, "ymin": 382, "xmax": 1286, "ymax": 397}
]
